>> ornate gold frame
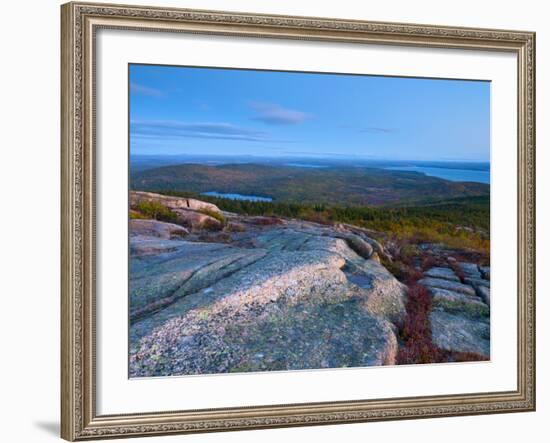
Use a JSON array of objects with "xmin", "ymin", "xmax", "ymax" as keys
[{"xmin": 61, "ymin": 2, "xmax": 536, "ymax": 440}]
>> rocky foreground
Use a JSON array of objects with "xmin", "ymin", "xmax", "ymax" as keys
[
  {"xmin": 420, "ymin": 263, "xmax": 490, "ymax": 356},
  {"xmin": 129, "ymin": 191, "xmax": 490, "ymax": 377}
]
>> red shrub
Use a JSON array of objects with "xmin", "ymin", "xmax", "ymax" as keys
[
  {"xmin": 382, "ymin": 259, "xmax": 422, "ymax": 285},
  {"xmin": 404, "ymin": 268, "xmax": 423, "ymax": 285},
  {"xmin": 448, "ymin": 261, "xmax": 466, "ymax": 283},
  {"xmin": 397, "ymin": 283, "xmax": 442, "ymax": 365},
  {"xmin": 420, "ymin": 255, "xmax": 439, "ymax": 271},
  {"xmin": 400, "ymin": 284, "xmax": 430, "ymax": 339},
  {"xmin": 397, "ymin": 283, "xmax": 488, "ymax": 364}
]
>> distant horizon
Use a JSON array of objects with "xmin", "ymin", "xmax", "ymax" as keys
[
  {"xmin": 130, "ymin": 64, "xmax": 490, "ymax": 162},
  {"xmin": 130, "ymin": 152, "xmax": 490, "ymax": 165}
]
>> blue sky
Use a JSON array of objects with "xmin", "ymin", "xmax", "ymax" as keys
[{"xmin": 129, "ymin": 64, "xmax": 490, "ymax": 162}]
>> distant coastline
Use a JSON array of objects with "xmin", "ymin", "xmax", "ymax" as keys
[
  {"xmin": 383, "ymin": 165, "xmax": 489, "ymax": 184},
  {"xmin": 130, "ymin": 154, "xmax": 490, "ymax": 184}
]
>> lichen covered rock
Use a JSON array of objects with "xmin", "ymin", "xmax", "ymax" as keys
[
  {"xmin": 430, "ymin": 309, "xmax": 490, "ymax": 356},
  {"xmin": 129, "ymin": 215, "xmax": 406, "ymax": 376}
]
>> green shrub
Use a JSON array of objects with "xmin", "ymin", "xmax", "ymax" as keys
[
  {"xmin": 202, "ymin": 218, "xmax": 224, "ymax": 232},
  {"xmin": 134, "ymin": 200, "xmax": 177, "ymax": 223},
  {"xmin": 198, "ymin": 208, "xmax": 226, "ymax": 225},
  {"xmin": 399, "ymin": 243, "xmax": 421, "ymax": 265},
  {"xmin": 129, "ymin": 210, "xmax": 146, "ymax": 220}
]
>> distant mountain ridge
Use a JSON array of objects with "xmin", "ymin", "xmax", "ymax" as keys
[
  {"xmin": 130, "ymin": 154, "xmax": 489, "ymax": 172},
  {"xmin": 130, "ymin": 162, "xmax": 489, "ymax": 206}
]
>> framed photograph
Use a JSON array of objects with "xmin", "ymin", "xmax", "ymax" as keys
[{"xmin": 61, "ymin": 2, "xmax": 536, "ymax": 440}]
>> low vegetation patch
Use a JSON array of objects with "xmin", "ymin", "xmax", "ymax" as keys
[
  {"xmin": 397, "ymin": 283, "xmax": 440, "ymax": 365},
  {"xmin": 129, "ymin": 209, "xmax": 147, "ymax": 220},
  {"xmin": 152, "ymin": 190, "xmax": 490, "ymax": 254},
  {"xmin": 198, "ymin": 208, "xmax": 226, "ymax": 225},
  {"xmin": 381, "ymin": 258, "xmax": 422, "ymax": 283},
  {"xmin": 132, "ymin": 200, "xmax": 178, "ymax": 223}
]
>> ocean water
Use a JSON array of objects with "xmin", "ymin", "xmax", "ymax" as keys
[
  {"xmin": 385, "ymin": 166, "xmax": 490, "ymax": 184},
  {"xmin": 201, "ymin": 191, "xmax": 273, "ymax": 202}
]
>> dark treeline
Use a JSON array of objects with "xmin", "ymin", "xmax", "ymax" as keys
[{"xmin": 147, "ymin": 189, "xmax": 490, "ymax": 253}]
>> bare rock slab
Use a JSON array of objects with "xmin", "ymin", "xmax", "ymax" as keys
[
  {"xmin": 131, "ymin": 191, "xmax": 221, "ymax": 213},
  {"xmin": 479, "ymin": 266, "xmax": 490, "ymax": 281},
  {"xmin": 464, "ymin": 277, "xmax": 490, "ymax": 289},
  {"xmin": 346, "ymin": 259, "xmax": 407, "ymax": 326},
  {"xmin": 129, "ymin": 240, "xmax": 264, "ymax": 321},
  {"xmin": 430, "ymin": 309, "xmax": 490, "ymax": 357},
  {"xmin": 418, "ymin": 277, "xmax": 476, "ymax": 297},
  {"xmin": 423, "ymin": 267, "xmax": 460, "ymax": 282},
  {"xmin": 128, "ymin": 216, "xmax": 408, "ymax": 376},
  {"xmin": 172, "ymin": 208, "xmax": 222, "ymax": 231},
  {"xmin": 130, "ymin": 297, "xmax": 398, "ymax": 376},
  {"xmin": 457, "ymin": 262, "xmax": 482, "ymax": 279},
  {"xmin": 129, "ymin": 238, "xmax": 190, "ymax": 257},
  {"xmin": 428, "ymin": 287, "xmax": 487, "ymax": 309},
  {"xmin": 127, "ymin": 204, "xmax": 414, "ymax": 377},
  {"xmin": 476, "ymin": 285, "xmax": 491, "ymax": 306},
  {"xmin": 335, "ymin": 232, "xmax": 374, "ymax": 259},
  {"xmin": 130, "ymin": 219, "xmax": 189, "ymax": 240}
]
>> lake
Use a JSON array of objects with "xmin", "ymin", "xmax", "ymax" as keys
[
  {"xmin": 385, "ymin": 166, "xmax": 490, "ymax": 184},
  {"xmin": 201, "ymin": 191, "xmax": 273, "ymax": 202}
]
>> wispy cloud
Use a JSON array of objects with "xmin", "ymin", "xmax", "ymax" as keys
[
  {"xmin": 249, "ymin": 102, "xmax": 311, "ymax": 125},
  {"xmin": 339, "ymin": 124, "xmax": 398, "ymax": 134},
  {"xmin": 131, "ymin": 120, "xmax": 272, "ymax": 142},
  {"xmin": 360, "ymin": 127, "xmax": 398, "ymax": 134},
  {"xmin": 130, "ymin": 82, "xmax": 164, "ymax": 98}
]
